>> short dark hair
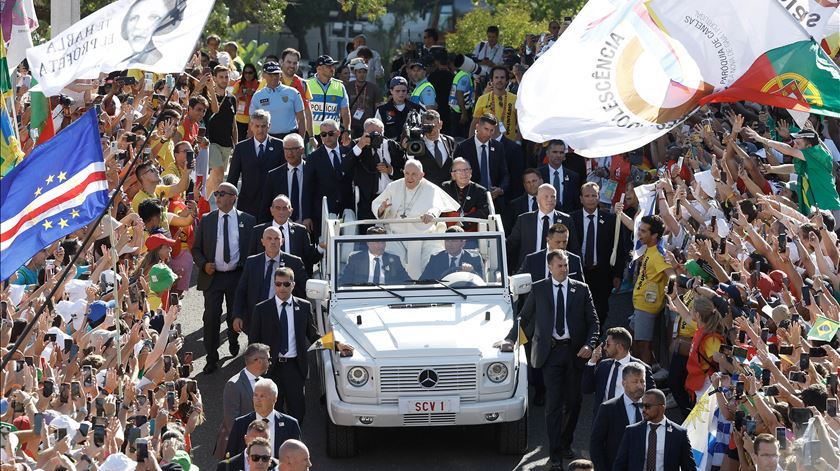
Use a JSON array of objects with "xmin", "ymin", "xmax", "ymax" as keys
[
  {"xmin": 490, "ymin": 65, "xmax": 509, "ymax": 80},
  {"xmin": 246, "ymin": 437, "xmax": 271, "ymax": 455},
  {"xmin": 281, "ymin": 48, "xmax": 301, "ymax": 61},
  {"xmin": 622, "ymin": 362, "xmax": 646, "ymax": 379},
  {"xmin": 644, "ymin": 388, "xmax": 666, "ymax": 404},
  {"xmin": 801, "ymin": 383, "xmax": 828, "ymax": 413},
  {"xmin": 356, "ymin": 46, "xmax": 373, "ymax": 60},
  {"xmin": 246, "ymin": 419, "xmax": 269, "ymax": 434},
  {"xmin": 640, "ymin": 214, "xmax": 665, "ymax": 240},
  {"xmin": 546, "ymin": 249, "xmax": 568, "ymax": 264},
  {"xmin": 274, "ymin": 266, "xmax": 295, "ymax": 281},
  {"xmin": 134, "ymin": 160, "xmax": 154, "ymax": 179},
  {"xmin": 547, "ymin": 223, "xmax": 569, "ymax": 237},
  {"xmin": 137, "ymin": 199, "xmax": 163, "ymax": 223},
  {"xmin": 522, "ymin": 168, "xmax": 540, "ymax": 180},
  {"xmin": 423, "ymin": 28, "xmax": 439, "ymax": 42},
  {"xmin": 445, "ymin": 225, "xmax": 465, "ymax": 233},
  {"xmin": 206, "ymin": 34, "xmax": 220, "ymax": 45},
  {"xmin": 753, "ymin": 433, "xmax": 778, "ymax": 453},
  {"xmin": 606, "ymin": 327, "xmax": 633, "ymax": 351},
  {"xmin": 547, "ymin": 139, "xmax": 566, "ymax": 150},
  {"xmin": 212, "ymin": 65, "xmax": 229, "ymax": 76},
  {"xmin": 478, "ymin": 113, "xmax": 498, "ymax": 126},
  {"xmin": 189, "ymin": 95, "xmax": 209, "ymax": 110},
  {"xmin": 487, "ymin": 25, "xmax": 500, "ymax": 34},
  {"xmin": 567, "ymin": 460, "xmax": 594, "ymax": 471}
]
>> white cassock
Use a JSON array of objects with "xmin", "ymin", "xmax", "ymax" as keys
[{"xmin": 372, "ymin": 178, "xmax": 460, "ymax": 279}]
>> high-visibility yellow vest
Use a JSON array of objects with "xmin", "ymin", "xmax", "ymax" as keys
[
  {"xmin": 410, "ymin": 79, "xmax": 434, "ymax": 105},
  {"xmin": 448, "ymin": 70, "xmax": 474, "ymax": 113},
  {"xmin": 306, "ymin": 77, "xmax": 346, "ymax": 135}
]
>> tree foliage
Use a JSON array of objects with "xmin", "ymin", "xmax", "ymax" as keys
[
  {"xmin": 445, "ymin": 0, "xmax": 549, "ymax": 54},
  {"xmin": 488, "ymin": 0, "xmax": 586, "ymax": 22}
]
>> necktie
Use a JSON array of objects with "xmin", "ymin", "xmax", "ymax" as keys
[
  {"xmin": 331, "ymin": 150, "xmax": 342, "ymax": 175},
  {"xmin": 553, "ymin": 170, "xmax": 562, "ymax": 205},
  {"xmin": 264, "ymin": 258, "xmax": 276, "ymax": 299},
  {"xmin": 262, "ymin": 418, "xmax": 269, "ymax": 424},
  {"xmin": 279, "ymin": 301, "xmax": 289, "ymax": 355},
  {"xmin": 530, "ymin": 196, "xmax": 537, "ymax": 212},
  {"xmin": 606, "ymin": 360, "xmax": 620, "ymax": 400},
  {"xmin": 373, "ymin": 257, "xmax": 382, "ymax": 284},
  {"xmin": 555, "ymin": 283, "xmax": 566, "ymax": 337},
  {"xmin": 646, "ymin": 423, "xmax": 660, "ymax": 471},
  {"xmin": 222, "ymin": 214, "xmax": 231, "ymax": 263},
  {"xmin": 540, "ymin": 215, "xmax": 549, "ymax": 250},
  {"xmin": 291, "ymin": 168, "xmax": 300, "ymax": 221},
  {"xmin": 449, "ymin": 256, "xmax": 457, "ymax": 269},
  {"xmin": 257, "ymin": 143, "xmax": 265, "ymax": 159},
  {"xmin": 584, "ymin": 214, "xmax": 596, "ymax": 267},
  {"xmin": 434, "ymin": 140, "xmax": 444, "ymax": 167},
  {"xmin": 480, "ymin": 144, "xmax": 491, "ymax": 189},
  {"xmin": 278, "ymin": 225, "xmax": 286, "ymax": 252},
  {"xmin": 633, "ymin": 403, "xmax": 643, "ymax": 422}
]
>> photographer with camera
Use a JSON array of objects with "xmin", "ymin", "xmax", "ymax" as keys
[
  {"xmin": 375, "ymin": 77, "xmax": 425, "ymax": 140},
  {"xmin": 344, "ymin": 118, "xmax": 406, "ymax": 222},
  {"xmin": 402, "ymin": 110, "xmax": 456, "ymax": 188}
]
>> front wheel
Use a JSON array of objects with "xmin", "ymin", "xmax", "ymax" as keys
[
  {"xmin": 496, "ymin": 413, "xmax": 528, "ymax": 454},
  {"xmin": 325, "ymin": 417, "xmax": 358, "ymax": 458}
]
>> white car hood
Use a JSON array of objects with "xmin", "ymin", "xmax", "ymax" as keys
[{"xmin": 335, "ymin": 302, "xmax": 511, "ymax": 359}]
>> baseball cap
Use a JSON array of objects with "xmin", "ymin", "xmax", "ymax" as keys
[
  {"xmin": 314, "ymin": 55, "xmax": 337, "ymax": 67},
  {"xmin": 353, "ymin": 61, "xmax": 369, "ymax": 71},
  {"xmin": 262, "ymin": 61, "xmax": 281, "ymax": 74},
  {"xmin": 792, "ymin": 129, "xmax": 818, "ymax": 140},
  {"xmin": 87, "ymin": 300, "xmax": 108, "ymax": 324},
  {"xmin": 171, "ymin": 450, "xmax": 199, "ymax": 471},
  {"xmin": 717, "ymin": 282, "xmax": 745, "ymax": 306},
  {"xmin": 145, "ymin": 233, "xmax": 177, "ymax": 252},
  {"xmin": 148, "ymin": 263, "xmax": 178, "ymax": 294},
  {"xmin": 389, "ymin": 76, "xmax": 408, "ymax": 89}
]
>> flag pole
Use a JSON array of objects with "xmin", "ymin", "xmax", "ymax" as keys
[
  {"xmin": 0, "ymin": 68, "xmax": 189, "ymax": 373},
  {"xmin": 107, "ymin": 211, "xmax": 123, "ymax": 397}
]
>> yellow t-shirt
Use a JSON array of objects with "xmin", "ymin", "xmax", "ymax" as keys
[
  {"xmin": 473, "ymin": 91, "xmax": 519, "ymax": 138},
  {"xmin": 154, "ymin": 140, "xmax": 178, "ymax": 178},
  {"xmin": 632, "ymin": 245, "xmax": 671, "ymax": 314},
  {"xmin": 131, "ymin": 185, "xmax": 179, "ymax": 214}
]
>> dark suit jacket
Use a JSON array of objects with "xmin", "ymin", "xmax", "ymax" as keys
[
  {"xmin": 339, "ymin": 251, "xmax": 411, "ymax": 285},
  {"xmin": 504, "ymin": 194, "xmax": 536, "ymax": 235},
  {"xmin": 411, "ymin": 134, "xmax": 456, "ymax": 187},
  {"xmin": 581, "ymin": 356, "xmax": 655, "ymax": 414},
  {"xmin": 248, "ymin": 296, "xmax": 319, "ymax": 378},
  {"xmin": 454, "ymin": 137, "xmax": 509, "ymax": 192},
  {"xmin": 538, "ymin": 165, "xmax": 582, "ymax": 213},
  {"xmin": 227, "ymin": 137, "xmax": 285, "ymax": 217},
  {"xmin": 192, "ymin": 210, "xmax": 256, "ymax": 291},
  {"xmin": 214, "ymin": 369, "xmax": 256, "ymax": 459},
  {"xmin": 517, "ymin": 249, "xmax": 584, "ymax": 284},
  {"xmin": 440, "ymin": 181, "xmax": 489, "ymax": 230},
  {"xmin": 258, "ymin": 162, "xmax": 306, "ymax": 224},
  {"xmin": 420, "ymin": 249, "xmax": 484, "ymax": 280},
  {"xmin": 507, "ymin": 210, "xmax": 580, "ymax": 270},
  {"xmin": 613, "ymin": 419, "xmax": 697, "ymax": 471},
  {"xmin": 342, "ymin": 139, "xmax": 405, "ymax": 216},
  {"xmin": 500, "ymin": 137, "xmax": 525, "ymax": 200},
  {"xmin": 570, "ymin": 208, "xmax": 624, "ymax": 279},
  {"xmin": 301, "ymin": 145, "xmax": 354, "ymax": 230},
  {"xmin": 591, "ymin": 395, "xmax": 638, "ymax": 471},
  {"xmin": 506, "ymin": 277, "xmax": 599, "ymax": 368},
  {"xmin": 225, "ymin": 410, "xmax": 301, "ymax": 459},
  {"xmin": 233, "ymin": 252, "xmax": 308, "ymax": 330},
  {"xmin": 249, "ymin": 221, "xmax": 320, "ymax": 274}
]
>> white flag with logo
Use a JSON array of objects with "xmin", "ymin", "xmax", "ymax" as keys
[
  {"xmin": 516, "ymin": 0, "xmax": 808, "ymax": 157},
  {"xmin": 26, "ymin": 0, "xmax": 213, "ymax": 96},
  {"xmin": 2, "ymin": 0, "xmax": 38, "ymax": 71}
]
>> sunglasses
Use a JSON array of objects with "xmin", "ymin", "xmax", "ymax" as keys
[
  {"xmin": 213, "ymin": 191, "xmax": 235, "ymax": 197},
  {"xmin": 641, "ymin": 403, "xmax": 663, "ymax": 409},
  {"xmin": 320, "ymin": 131, "xmax": 336, "ymax": 137},
  {"xmin": 249, "ymin": 454, "xmax": 271, "ymax": 462},
  {"xmin": 274, "ymin": 281, "xmax": 293, "ymax": 287}
]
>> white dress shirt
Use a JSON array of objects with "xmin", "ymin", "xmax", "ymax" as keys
[
  {"xmin": 286, "ymin": 163, "xmax": 303, "ymax": 213},
  {"xmin": 423, "ymin": 137, "xmax": 449, "ymax": 163},
  {"xmin": 253, "ymin": 137, "xmax": 268, "ymax": 156},
  {"xmin": 549, "ymin": 164, "xmax": 564, "ymax": 204},
  {"xmin": 535, "ymin": 210, "xmax": 556, "ymax": 254},
  {"xmin": 623, "ymin": 394, "xmax": 642, "ymax": 425},
  {"xmin": 582, "ymin": 209, "xmax": 599, "ymax": 265},
  {"xmin": 604, "ymin": 353, "xmax": 632, "ymax": 400},
  {"xmin": 368, "ymin": 252, "xmax": 385, "ymax": 283},
  {"xmin": 644, "ymin": 419, "xmax": 667, "ymax": 471},
  {"xmin": 215, "ymin": 209, "xmax": 240, "ymax": 271},
  {"xmin": 255, "ymin": 410, "xmax": 275, "ymax": 455},
  {"xmin": 271, "ymin": 220, "xmax": 292, "ymax": 254},
  {"xmin": 275, "ymin": 296, "xmax": 297, "ymax": 358},
  {"xmin": 243, "ymin": 368, "xmax": 259, "ymax": 392},
  {"xmin": 551, "ymin": 277, "xmax": 570, "ymax": 340}
]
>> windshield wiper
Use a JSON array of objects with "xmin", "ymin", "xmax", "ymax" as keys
[
  {"xmin": 414, "ymin": 279, "xmax": 467, "ymax": 300},
  {"xmin": 343, "ymin": 282, "xmax": 405, "ymax": 301}
]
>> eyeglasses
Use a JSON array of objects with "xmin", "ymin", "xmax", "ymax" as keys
[
  {"xmin": 214, "ymin": 191, "xmax": 235, "ymax": 197},
  {"xmin": 320, "ymin": 131, "xmax": 336, "ymax": 137},
  {"xmin": 283, "ymin": 146, "xmax": 302, "ymax": 151},
  {"xmin": 249, "ymin": 454, "xmax": 271, "ymax": 463},
  {"xmin": 274, "ymin": 281, "xmax": 293, "ymax": 287},
  {"xmin": 450, "ymin": 168, "xmax": 471, "ymax": 174},
  {"xmin": 641, "ymin": 403, "xmax": 663, "ymax": 409}
]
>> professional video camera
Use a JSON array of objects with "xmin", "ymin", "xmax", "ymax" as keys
[
  {"xmin": 403, "ymin": 110, "xmax": 435, "ymax": 157},
  {"xmin": 450, "ymin": 54, "xmax": 481, "ymax": 75}
]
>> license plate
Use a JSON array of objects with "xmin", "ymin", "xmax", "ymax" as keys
[{"xmin": 398, "ymin": 397, "xmax": 460, "ymax": 414}]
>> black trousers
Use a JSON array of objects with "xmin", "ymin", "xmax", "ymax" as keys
[
  {"xmin": 668, "ymin": 351, "xmax": 693, "ymax": 419},
  {"xmin": 524, "ymin": 342, "xmax": 545, "ymax": 398},
  {"xmin": 583, "ymin": 266, "xmax": 612, "ymax": 330},
  {"xmin": 270, "ymin": 360, "xmax": 306, "ymax": 424},
  {"xmin": 542, "ymin": 342, "xmax": 583, "ymax": 464},
  {"xmin": 201, "ymin": 270, "xmax": 241, "ymax": 364}
]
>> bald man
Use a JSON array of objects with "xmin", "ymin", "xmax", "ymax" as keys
[
  {"xmin": 192, "ymin": 181, "xmax": 256, "ymax": 373},
  {"xmin": 278, "ymin": 439, "xmax": 311, "ymax": 471}
]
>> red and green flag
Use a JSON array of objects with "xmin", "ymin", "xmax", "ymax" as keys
[
  {"xmin": 28, "ymin": 76, "xmax": 55, "ymax": 145},
  {"xmin": 702, "ymin": 40, "xmax": 840, "ymax": 118}
]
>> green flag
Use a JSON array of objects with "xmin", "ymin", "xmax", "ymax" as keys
[
  {"xmin": 0, "ymin": 28, "xmax": 11, "ymax": 96},
  {"xmin": 807, "ymin": 315, "xmax": 840, "ymax": 342}
]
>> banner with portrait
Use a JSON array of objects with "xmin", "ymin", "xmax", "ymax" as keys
[{"xmin": 26, "ymin": 0, "xmax": 213, "ymax": 96}]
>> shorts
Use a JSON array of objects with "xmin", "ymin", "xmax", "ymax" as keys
[
  {"xmin": 208, "ymin": 143, "xmax": 232, "ymax": 170},
  {"xmin": 630, "ymin": 309, "xmax": 657, "ymax": 341},
  {"xmin": 168, "ymin": 249, "xmax": 193, "ymax": 291}
]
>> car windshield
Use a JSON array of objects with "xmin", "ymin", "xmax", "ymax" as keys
[{"xmin": 334, "ymin": 232, "xmax": 506, "ymax": 291}]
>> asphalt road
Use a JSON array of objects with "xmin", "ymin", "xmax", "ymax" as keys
[{"xmin": 178, "ymin": 286, "xmax": 600, "ymax": 471}]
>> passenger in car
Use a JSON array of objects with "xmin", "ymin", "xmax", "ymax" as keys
[
  {"xmin": 339, "ymin": 226, "xmax": 411, "ymax": 285},
  {"xmin": 420, "ymin": 226, "xmax": 484, "ymax": 280}
]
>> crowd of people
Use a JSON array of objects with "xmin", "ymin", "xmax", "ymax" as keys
[{"xmin": 3, "ymin": 12, "xmax": 840, "ymax": 471}]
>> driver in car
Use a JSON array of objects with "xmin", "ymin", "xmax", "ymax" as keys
[
  {"xmin": 339, "ymin": 226, "xmax": 411, "ymax": 285},
  {"xmin": 420, "ymin": 226, "xmax": 484, "ymax": 280}
]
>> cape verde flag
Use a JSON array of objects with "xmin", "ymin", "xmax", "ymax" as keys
[{"xmin": 1, "ymin": 109, "xmax": 108, "ymax": 280}]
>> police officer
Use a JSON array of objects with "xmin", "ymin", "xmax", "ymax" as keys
[
  {"xmin": 448, "ymin": 60, "xmax": 475, "ymax": 138},
  {"xmin": 375, "ymin": 77, "xmax": 425, "ymax": 140},
  {"xmin": 306, "ymin": 55, "xmax": 351, "ymax": 136},
  {"xmin": 250, "ymin": 62, "xmax": 306, "ymax": 139},
  {"xmin": 408, "ymin": 59, "xmax": 437, "ymax": 110}
]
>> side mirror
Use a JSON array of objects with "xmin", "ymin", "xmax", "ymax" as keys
[
  {"xmin": 509, "ymin": 273, "xmax": 532, "ymax": 297},
  {"xmin": 306, "ymin": 279, "xmax": 330, "ymax": 300}
]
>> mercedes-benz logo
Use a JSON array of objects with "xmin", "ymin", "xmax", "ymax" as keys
[{"xmin": 418, "ymin": 369, "xmax": 438, "ymax": 388}]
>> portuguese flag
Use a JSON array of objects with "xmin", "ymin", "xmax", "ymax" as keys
[
  {"xmin": 28, "ymin": 76, "xmax": 55, "ymax": 145},
  {"xmin": 701, "ymin": 40, "xmax": 840, "ymax": 118}
]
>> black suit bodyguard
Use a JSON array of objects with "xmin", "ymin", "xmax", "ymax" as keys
[
  {"xmin": 502, "ymin": 249, "xmax": 599, "ymax": 469},
  {"xmin": 342, "ymin": 119, "xmax": 406, "ymax": 220},
  {"xmin": 192, "ymin": 182, "xmax": 255, "ymax": 373},
  {"xmin": 226, "ymin": 110, "xmax": 286, "ymax": 218}
]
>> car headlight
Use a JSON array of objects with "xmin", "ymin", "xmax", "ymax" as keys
[
  {"xmin": 486, "ymin": 362, "xmax": 509, "ymax": 383},
  {"xmin": 347, "ymin": 367, "xmax": 370, "ymax": 387}
]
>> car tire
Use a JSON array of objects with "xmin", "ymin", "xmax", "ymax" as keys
[
  {"xmin": 326, "ymin": 417, "xmax": 358, "ymax": 458},
  {"xmin": 496, "ymin": 413, "xmax": 528, "ymax": 454}
]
